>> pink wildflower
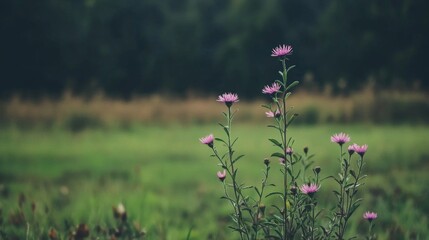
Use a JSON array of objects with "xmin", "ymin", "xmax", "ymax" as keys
[
  {"xmin": 363, "ymin": 211, "xmax": 377, "ymax": 222},
  {"xmin": 348, "ymin": 144, "xmax": 356, "ymax": 155},
  {"xmin": 262, "ymin": 82, "xmax": 281, "ymax": 95},
  {"xmin": 279, "ymin": 158, "xmax": 285, "ymax": 165},
  {"xmin": 217, "ymin": 170, "xmax": 226, "ymax": 182},
  {"xmin": 199, "ymin": 134, "xmax": 214, "ymax": 148},
  {"xmin": 217, "ymin": 93, "xmax": 239, "ymax": 107},
  {"xmin": 352, "ymin": 144, "xmax": 368, "ymax": 157},
  {"xmin": 331, "ymin": 132, "xmax": 351, "ymax": 146},
  {"xmin": 265, "ymin": 109, "xmax": 281, "ymax": 118},
  {"xmin": 300, "ymin": 183, "xmax": 320, "ymax": 196},
  {"xmin": 271, "ymin": 44, "xmax": 293, "ymax": 57}
]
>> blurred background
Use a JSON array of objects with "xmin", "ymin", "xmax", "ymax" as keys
[{"xmin": 0, "ymin": 0, "xmax": 428, "ymax": 239}]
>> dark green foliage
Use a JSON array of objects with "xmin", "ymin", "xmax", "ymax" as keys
[{"xmin": 0, "ymin": 0, "xmax": 428, "ymax": 98}]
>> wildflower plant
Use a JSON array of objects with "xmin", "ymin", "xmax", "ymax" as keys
[{"xmin": 200, "ymin": 44, "xmax": 377, "ymax": 239}]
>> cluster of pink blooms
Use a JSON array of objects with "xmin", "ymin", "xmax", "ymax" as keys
[
  {"xmin": 271, "ymin": 44, "xmax": 293, "ymax": 57},
  {"xmin": 200, "ymin": 45, "xmax": 379, "ymax": 236},
  {"xmin": 331, "ymin": 133, "xmax": 368, "ymax": 157}
]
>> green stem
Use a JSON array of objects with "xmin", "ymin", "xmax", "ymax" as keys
[
  {"xmin": 281, "ymin": 59, "xmax": 289, "ymax": 240},
  {"xmin": 226, "ymin": 106, "xmax": 249, "ymax": 240},
  {"xmin": 254, "ymin": 164, "xmax": 270, "ymax": 239}
]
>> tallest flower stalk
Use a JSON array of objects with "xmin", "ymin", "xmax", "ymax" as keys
[{"xmin": 270, "ymin": 44, "xmax": 296, "ymax": 239}]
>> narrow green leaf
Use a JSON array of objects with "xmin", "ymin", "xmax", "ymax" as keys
[
  {"xmin": 269, "ymin": 138, "xmax": 283, "ymax": 147},
  {"xmin": 271, "ymin": 152, "xmax": 285, "ymax": 158},
  {"xmin": 285, "ymin": 81, "xmax": 300, "ymax": 91}
]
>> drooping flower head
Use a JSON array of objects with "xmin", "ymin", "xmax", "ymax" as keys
[
  {"xmin": 348, "ymin": 144, "xmax": 356, "ymax": 155},
  {"xmin": 286, "ymin": 147, "xmax": 293, "ymax": 156},
  {"xmin": 199, "ymin": 134, "xmax": 214, "ymax": 148},
  {"xmin": 262, "ymin": 82, "xmax": 281, "ymax": 95},
  {"xmin": 352, "ymin": 144, "xmax": 368, "ymax": 157},
  {"xmin": 279, "ymin": 158, "xmax": 286, "ymax": 165},
  {"xmin": 265, "ymin": 109, "xmax": 281, "ymax": 118},
  {"xmin": 300, "ymin": 183, "xmax": 320, "ymax": 197},
  {"xmin": 271, "ymin": 44, "xmax": 293, "ymax": 57},
  {"xmin": 331, "ymin": 132, "xmax": 351, "ymax": 146},
  {"xmin": 363, "ymin": 211, "xmax": 377, "ymax": 222},
  {"xmin": 217, "ymin": 170, "xmax": 227, "ymax": 182},
  {"xmin": 217, "ymin": 93, "xmax": 239, "ymax": 107}
]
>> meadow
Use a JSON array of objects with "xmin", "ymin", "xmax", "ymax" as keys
[{"xmin": 0, "ymin": 122, "xmax": 428, "ymax": 239}]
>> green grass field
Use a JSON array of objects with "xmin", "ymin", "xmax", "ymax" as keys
[{"xmin": 0, "ymin": 124, "xmax": 428, "ymax": 239}]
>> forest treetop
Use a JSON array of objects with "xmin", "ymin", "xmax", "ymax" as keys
[{"xmin": 1, "ymin": 0, "xmax": 427, "ymax": 98}]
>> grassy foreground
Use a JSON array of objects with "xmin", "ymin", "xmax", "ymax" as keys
[{"xmin": 0, "ymin": 124, "xmax": 428, "ymax": 239}]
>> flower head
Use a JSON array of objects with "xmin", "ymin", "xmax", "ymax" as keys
[
  {"xmin": 279, "ymin": 158, "xmax": 286, "ymax": 165},
  {"xmin": 352, "ymin": 144, "xmax": 368, "ymax": 157},
  {"xmin": 265, "ymin": 109, "xmax": 281, "ymax": 118},
  {"xmin": 262, "ymin": 82, "xmax": 281, "ymax": 95},
  {"xmin": 347, "ymin": 144, "xmax": 356, "ymax": 155},
  {"xmin": 363, "ymin": 211, "xmax": 377, "ymax": 222},
  {"xmin": 199, "ymin": 134, "xmax": 214, "ymax": 148},
  {"xmin": 217, "ymin": 93, "xmax": 239, "ymax": 107},
  {"xmin": 217, "ymin": 170, "xmax": 226, "ymax": 182},
  {"xmin": 271, "ymin": 44, "xmax": 293, "ymax": 57},
  {"xmin": 300, "ymin": 183, "xmax": 320, "ymax": 196},
  {"xmin": 331, "ymin": 132, "xmax": 351, "ymax": 146}
]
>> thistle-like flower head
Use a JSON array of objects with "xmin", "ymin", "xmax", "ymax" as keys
[
  {"xmin": 300, "ymin": 183, "xmax": 320, "ymax": 196},
  {"xmin": 348, "ymin": 144, "xmax": 356, "ymax": 155},
  {"xmin": 217, "ymin": 93, "xmax": 239, "ymax": 107},
  {"xmin": 271, "ymin": 44, "xmax": 293, "ymax": 57},
  {"xmin": 331, "ymin": 132, "xmax": 351, "ymax": 146},
  {"xmin": 363, "ymin": 211, "xmax": 378, "ymax": 222},
  {"xmin": 217, "ymin": 170, "xmax": 227, "ymax": 182},
  {"xmin": 199, "ymin": 134, "xmax": 214, "ymax": 148},
  {"xmin": 262, "ymin": 82, "xmax": 281, "ymax": 95},
  {"xmin": 265, "ymin": 109, "xmax": 281, "ymax": 118},
  {"xmin": 352, "ymin": 144, "xmax": 368, "ymax": 157}
]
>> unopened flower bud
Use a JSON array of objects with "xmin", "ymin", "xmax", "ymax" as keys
[
  {"xmin": 314, "ymin": 166, "xmax": 321, "ymax": 174},
  {"xmin": 264, "ymin": 158, "xmax": 270, "ymax": 166},
  {"xmin": 286, "ymin": 147, "xmax": 293, "ymax": 156},
  {"xmin": 303, "ymin": 146, "xmax": 309, "ymax": 155},
  {"xmin": 290, "ymin": 185, "xmax": 297, "ymax": 196}
]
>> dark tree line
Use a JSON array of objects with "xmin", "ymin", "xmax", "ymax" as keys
[{"xmin": 1, "ymin": 0, "xmax": 428, "ymax": 98}]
